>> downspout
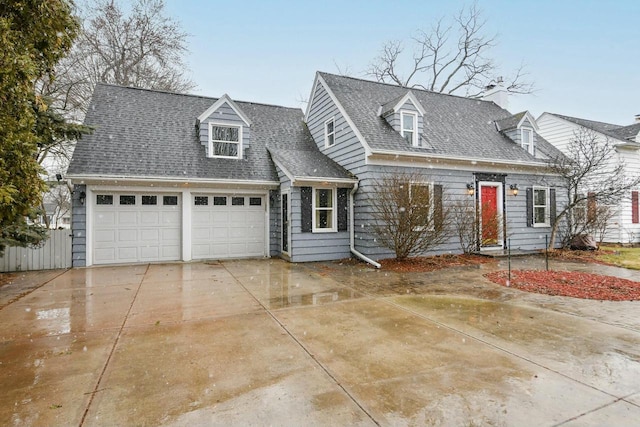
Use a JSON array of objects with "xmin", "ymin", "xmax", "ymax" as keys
[{"xmin": 350, "ymin": 181, "xmax": 381, "ymax": 268}]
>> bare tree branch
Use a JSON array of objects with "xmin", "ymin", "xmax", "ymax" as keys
[{"xmin": 367, "ymin": 2, "xmax": 533, "ymax": 96}]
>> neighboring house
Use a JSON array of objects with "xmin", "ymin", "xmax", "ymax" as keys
[
  {"xmin": 537, "ymin": 113, "xmax": 640, "ymax": 243},
  {"xmin": 67, "ymin": 73, "xmax": 564, "ymax": 267}
]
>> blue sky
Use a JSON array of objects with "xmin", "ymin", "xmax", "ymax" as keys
[{"xmin": 165, "ymin": 0, "xmax": 639, "ymax": 125}]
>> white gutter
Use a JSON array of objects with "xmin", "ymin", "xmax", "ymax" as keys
[{"xmin": 350, "ymin": 181, "xmax": 381, "ymax": 268}]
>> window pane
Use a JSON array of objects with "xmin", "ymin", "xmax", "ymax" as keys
[
  {"xmin": 213, "ymin": 141, "xmax": 239, "ymax": 157},
  {"xmin": 96, "ymin": 195, "xmax": 113, "ymax": 205},
  {"xmin": 232, "ymin": 197, "xmax": 244, "ymax": 206},
  {"xmin": 534, "ymin": 207, "xmax": 546, "ymax": 224},
  {"xmin": 249, "ymin": 197, "xmax": 262, "ymax": 206},
  {"xmin": 316, "ymin": 189, "xmax": 332, "ymax": 208},
  {"xmin": 316, "ymin": 209, "xmax": 332, "ymax": 229},
  {"xmin": 211, "ymin": 126, "xmax": 239, "ymax": 142},
  {"xmin": 522, "ymin": 129, "xmax": 532, "ymax": 144},
  {"xmin": 163, "ymin": 196, "xmax": 178, "ymax": 206},
  {"xmin": 120, "ymin": 195, "xmax": 135, "ymax": 205},
  {"xmin": 534, "ymin": 189, "xmax": 546, "ymax": 205},
  {"xmin": 213, "ymin": 196, "xmax": 227, "ymax": 206},
  {"xmin": 142, "ymin": 195, "xmax": 157, "ymax": 205},
  {"xmin": 194, "ymin": 196, "xmax": 208, "ymax": 206},
  {"xmin": 326, "ymin": 120, "xmax": 334, "ymax": 134},
  {"xmin": 403, "ymin": 130, "xmax": 414, "ymax": 144},
  {"xmin": 403, "ymin": 114, "xmax": 414, "ymax": 130}
]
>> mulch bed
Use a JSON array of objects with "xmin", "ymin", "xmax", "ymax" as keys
[
  {"xmin": 485, "ymin": 270, "xmax": 640, "ymax": 301},
  {"xmin": 380, "ymin": 254, "xmax": 494, "ymax": 273}
]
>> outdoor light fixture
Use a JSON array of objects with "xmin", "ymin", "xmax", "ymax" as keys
[
  {"xmin": 510, "ymin": 184, "xmax": 519, "ymax": 196},
  {"xmin": 79, "ymin": 191, "xmax": 86, "ymax": 205},
  {"xmin": 466, "ymin": 183, "xmax": 474, "ymax": 196}
]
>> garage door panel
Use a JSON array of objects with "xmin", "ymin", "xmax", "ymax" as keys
[
  {"xmin": 141, "ymin": 212, "xmax": 160, "ymax": 225},
  {"xmin": 140, "ymin": 229, "xmax": 160, "ymax": 241},
  {"xmin": 118, "ymin": 211, "xmax": 138, "ymax": 225},
  {"xmin": 93, "ymin": 192, "xmax": 181, "ymax": 265},
  {"xmin": 162, "ymin": 211, "xmax": 180, "ymax": 224},
  {"xmin": 191, "ymin": 194, "xmax": 266, "ymax": 260},
  {"xmin": 96, "ymin": 212, "xmax": 116, "ymax": 225}
]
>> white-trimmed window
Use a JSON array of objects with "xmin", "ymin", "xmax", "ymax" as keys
[
  {"xmin": 409, "ymin": 182, "xmax": 434, "ymax": 229},
  {"xmin": 209, "ymin": 123, "xmax": 242, "ymax": 158},
  {"xmin": 533, "ymin": 186, "xmax": 549, "ymax": 226},
  {"xmin": 325, "ymin": 118, "xmax": 335, "ymax": 147},
  {"xmin": 312, "ymin": 187, "xmax": 336, "ymax": 232},
  {"xmin": 521, "ymin": 128, "xmax": 534, "ymax": 154},
  {"xmin": 401, "ymin": 112, "xmax": 418, "ymax": 146}
]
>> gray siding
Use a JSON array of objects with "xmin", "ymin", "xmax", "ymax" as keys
[
  {"xmin": 306, "ymin": 81, "xmax": 367, "ymax": 174},
  {"xmin": 288, "ymin": 186, "xmax": 351, "ymax": 262},
  {"xmin": 199, "ymin": 102, "xmax": 251, "ymax": 157},
  {"xmin": 351, "ymin": 166, "xmax": 566, "ymax": 261},
  {"xmin": 269, "ymin": 189, "xmax": 280, "ymax": 257},
  {"xmin": 71, "ymin": 184, "xmax": 87, "ymax": 267}
]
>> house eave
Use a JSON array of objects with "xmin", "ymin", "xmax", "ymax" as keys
[
  {"xmin": 368, "ymin": 150, "xmax": 551, "ymax": 172},
  {"xmin": 67, "ymin": 174, "xmax": 279, "ymax": 189},
  {"xmin": 292, "ymin": 177, "xmax": 358, "ymax": 186}
]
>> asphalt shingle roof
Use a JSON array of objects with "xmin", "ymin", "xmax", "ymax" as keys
[
  {"xmin": 319, "ymin": 72, "xmax": 557, "ymax": 164},
  {"xmin": 68, "ymin": 84, "xmax": 353, "ymax": 182},
  {"xmin": 494, "ymin": 112, "xmax": 526, "ymax": 131}
]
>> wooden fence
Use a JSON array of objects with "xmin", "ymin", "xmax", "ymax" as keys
[{"xmin": 0, "ymin": 229, "xmax": 72, "ymax": 272}]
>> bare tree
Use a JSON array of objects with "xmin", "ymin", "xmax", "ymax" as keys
[
  {"xmin": 547, "ymin": 128, "xmax": 640, "ymax": 248},
  {"xmin": 450, "ymin": 197, "xmax": 478, "ymax": 253},
  {"xmin": 368, "ymin": 3, "xmax": 533, "ymax": 96},
  {"xmin": 42, "ymin": 0, "xmax": 195, "ymax": 121},
  {"xmin": 370, "ymin": 172, "xmax": 448, "ymax": 260}
]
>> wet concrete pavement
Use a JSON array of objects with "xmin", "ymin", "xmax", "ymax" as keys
[{"xmin": 1, "ymin": 257, "xmax": 639, "ymax": 426}]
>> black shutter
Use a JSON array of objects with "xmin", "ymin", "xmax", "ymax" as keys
[
  {"xmin": 301, "ymin": 187, "xmax": 312, "ymax": 232},
  {"xmin": 337, "ymin": 188, "xmax": 348, "ymax": 231},
  {"xmin": 526, "ymin": 187, "xmax": 533, "ymax": 227},
  {"xmin": 549, "ymin": 188, "xmax": 556, "ymax": 227},
  {"xmin": 434, "ymin": 184, "xmax": 443, "ymax": 228}
]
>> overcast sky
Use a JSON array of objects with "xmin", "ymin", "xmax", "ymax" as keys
[{"xmin": 165, "ymin": 0, "xmax": 639, "ymax": 125}]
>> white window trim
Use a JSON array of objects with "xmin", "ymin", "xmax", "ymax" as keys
[
  {"xmin": 324, "ymin": 117, "xmax": 335, "ymax": 148},
  {"xmin": 312, "ymin": 187, "xmax": 337, "ymax": 232},
  {"xmin": 532, "ymin": 186, "xmax": 550, "ymax": 227},
  {"xmin": 401, "ymin": 111, "xmax": 419, "ymax": 146},
  {"xmin": 208, "ymin": 122, "xmax": 243, "ymax": 159},
  {"xmin": 521, "ymin": 127, "xmax": 534, "ymax": 155}
]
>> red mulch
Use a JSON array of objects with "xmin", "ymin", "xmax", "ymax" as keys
[
  {"xmin": 380, "ymin": 254, "xmax": 495, "ymax": 273},
  {"xmin": 485, "ymin": 270, "xmax": 640, "ymax": 301}
]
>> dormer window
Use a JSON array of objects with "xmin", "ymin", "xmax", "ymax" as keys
[
  {"xmin": 401, "ymin": 112, "xmax": 418, "ymax": 146},
  {"xmin": 209, "ymin": 123, "xmax": 241, "ymax": 158},
  {"xmin": 521, "ymin": 128, "xmax": 533, "ymax": 154},
  {"xmin": 325, "ymin": 117, "xmax": 335, "ymax": 148}
]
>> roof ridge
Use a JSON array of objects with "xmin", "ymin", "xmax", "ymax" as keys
[
  {"xmin": 550, "ymin": 112, "xmax": 623, "ymax": 128},
  {"xmin": 94, "ymin": 82, "xmax": 302, "ymax": 111},
  {"xmin": 317, "ymin": 71, "xmax": 499, "ymax": 105}
]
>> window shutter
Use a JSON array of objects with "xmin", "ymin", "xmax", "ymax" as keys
[
  {"xmin": 632, "ymin": 191, "xmax": 639, "ymax": 224},
  {"xmin": 550, "ymin": 188, "xmax": 557, "ymax": 227},
  {"xmin": 434, "ymin": 184, "xmax": 443, "ymax": 228},
  {"xmin": 301, "ymin": 187, "xmax": 312, "ymax": 232},
  {"xmin": 526, "ymin": 188, "xmax": 533, "ymax": 227},
  {"xmin": 337, "ymin": 188, "xmax": 348, "ymax": 231},
  {"xmin": 587, "ymin": 192, "xmax": 596, "ymax": 222}
]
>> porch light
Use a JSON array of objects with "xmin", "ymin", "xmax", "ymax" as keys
[
  {"xmin": 79, "ymin": 191, "xmax": 86, "ymax": 205},
  {"xmin": 510, "ymin": 184, "xmax": 519, "ymax": 197},
  {"xmin": 466, "ymin": 183, "xmax": 474, "ymax": 196}
]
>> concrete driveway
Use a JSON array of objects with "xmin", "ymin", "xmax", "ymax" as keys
[{"xmin": 1, "ymin": 257, "xmax": 640, "ymax": 426}]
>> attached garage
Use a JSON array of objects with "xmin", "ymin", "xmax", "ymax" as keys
[
  {"xmin": 191, "ymin": 194, "xmax": 267, "ymax": 260},
  {"xmin": 92, "ymin": 193, "xmax": 182, "ymax": 265}
]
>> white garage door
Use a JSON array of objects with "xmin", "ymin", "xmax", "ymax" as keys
[
  {"xmin": 191, "ymin": 194, "xmax": 266, "ymax": 260},
  {"xmin": 93, "ymin": 193, "xmax": 181, "ymax": 264}
]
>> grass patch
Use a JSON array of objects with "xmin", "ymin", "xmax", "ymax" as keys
[{"xmin": 597, "ymin": 246, "xmax": 640, "ymax": 270}]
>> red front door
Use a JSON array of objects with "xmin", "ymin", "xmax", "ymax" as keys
[{"xmin": 481, "ymin": 186, "xmax": 499, "ymax": 245}]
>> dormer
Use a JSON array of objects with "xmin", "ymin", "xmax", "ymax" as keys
[
  {"xmin": 378, "ymin": 91, "xmax": 427, "ymax": 147},
  {"xmin": 197, "ymin": 94, "xmax": 252, "ymax": 159},
  {"xmin": 495, "ymin": 111, "xmax": 539, "ymax": 156}
]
